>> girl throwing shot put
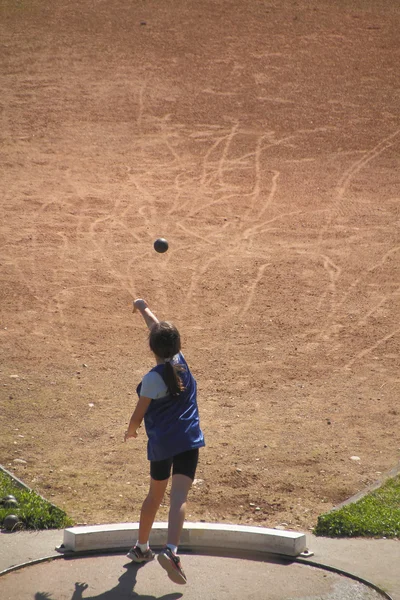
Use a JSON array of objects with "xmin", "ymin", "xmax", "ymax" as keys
[{"xmin": 124, "ymin": 299, "xmax": 205, "ymax": 585}]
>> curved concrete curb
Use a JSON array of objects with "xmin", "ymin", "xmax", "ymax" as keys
[
  {"xmin": 0, "ymin": 555, "xmax": 60, "ymax": 578},
  {"xmin": 294, "ymin": 558, "xmax": 394, "ymax": 600},
  {"xmin": 57, "ymin": 522, "xmax": 310, "ymax": 557},
  {"xmin": 0, "ymin": 529, "xmax": 393, "ymax": 600}
]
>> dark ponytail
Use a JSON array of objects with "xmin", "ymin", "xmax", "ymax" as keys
[
  {"xmin": 163, "ymin": 361, "xmax": 185, "ymax": 396},
  {"xmin": 149, "ymin": 321, "xmax": 185, "ymax": 396}
]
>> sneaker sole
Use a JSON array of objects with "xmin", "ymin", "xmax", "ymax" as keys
[
  {"xmin": 157, "ymin": 552, "xmax": 187, "ymax": 585},
  {"xmin": 126, "ymin": 551, "xmax": 154, "ymax": 563}
]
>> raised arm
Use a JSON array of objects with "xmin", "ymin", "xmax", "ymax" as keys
[{"xmin": 132, "ymin": 298, "xmax": 159, "ymax": 330}]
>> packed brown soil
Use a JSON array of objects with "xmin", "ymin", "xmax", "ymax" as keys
[{"xmin": 1, "ymin": 0, "xmax": 399, "ymax": 533}]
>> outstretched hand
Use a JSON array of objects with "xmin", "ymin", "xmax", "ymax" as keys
[
  {"xmin": 132, "ymin": 298, "xmax": 148, "ymax": 313},
  {"xmin": 132, "ymin": 299, "xmax": 159, "ymax": 329}
]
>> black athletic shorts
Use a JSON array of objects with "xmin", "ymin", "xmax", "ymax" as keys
[{"xmin": 150, "ymin": 448, "xmax": 199, "ymax": 481}]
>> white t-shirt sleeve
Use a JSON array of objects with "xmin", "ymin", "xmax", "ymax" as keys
[{"xmin": 140, "ymin": 370, "xmax": 168, "ymax": 399}]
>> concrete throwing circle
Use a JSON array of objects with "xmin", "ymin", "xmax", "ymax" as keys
[{"xmin": 0, "ymin": 554, "xmax": 384, "ymax": 599}]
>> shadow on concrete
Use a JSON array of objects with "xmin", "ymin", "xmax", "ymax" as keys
[
  {"xmin": 33, "ymin": 561, "xmax": 183, "ymax": 600},
  {"xmin": 29, "ymin": 550, "xmax": 296, "ymax": 600}
]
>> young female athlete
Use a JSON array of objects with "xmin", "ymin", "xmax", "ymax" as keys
[{"xmin": 124, "ymin": 298, "xmax": 205, "ymax": 585}]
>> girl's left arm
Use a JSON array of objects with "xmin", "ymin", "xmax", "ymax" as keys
[{"xmin": 124, "ymin": 396, "xmax": 152, "ymax": 441}]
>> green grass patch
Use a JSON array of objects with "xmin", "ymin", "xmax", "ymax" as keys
[
  {"xmin": 314, "ymin": 475, "xmax": 400, "ymax": 538},
  {"xmin": 0, "ymin": 470, "xmax": 73, "ymax": 530}
]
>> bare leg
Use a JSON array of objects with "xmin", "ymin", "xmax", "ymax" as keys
[
  {"xmin": 167, "ymin": 474, "xmax": 193, "ymax": 547},
  {"xmin": 138, "ymin": 477, "xmax": 169, "ymax": 544}
]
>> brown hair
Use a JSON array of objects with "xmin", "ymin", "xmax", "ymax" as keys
[{"xmin": 149, "ymin": 321, "xmax": 185, "ymax": 396}]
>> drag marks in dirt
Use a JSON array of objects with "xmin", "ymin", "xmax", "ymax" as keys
[
  {"xmin": 161, "ymin": 125, "xmax": 288, "ymax": 320},
  {"xmin": 9, "ymin": 186, "xmax": 139, "ymax": 353},
  {"xmin": 314, "ymin": 242, "xmax": 400, "ymax": 367},
  {"xmin": 239, "ymin": 263, "xmax": 271, "ymax": 318},
  {"xmin": 311, "ymin": 131, "xmax": 400, "ymax": 366},
  {"xmin": 335, "ymin": 245, "xmax": 400, "ymax": 321},
  {"xmin": 181, "ymin": 126, "xmax": 288, "ymax": 221},
  {"xmin": 166, "ymin": 125, "xmax": 344, "ymax": 325},
  {"xmin": 316, "ymin": 129, "xmax": 400, "ymax": 253},
  {"xmin": 316, "ymin": 254, "xmax": 342, "ymax": 318},
  {"xmin": 4, "ymin": 106, "xmax": 398, "ymax": 371},
  {"xmin": 343, "ymin": 325, "xmax": 400, "ymax": 370},
  {"xmin": 334, "ymin": 129, "xmax": 400, "ymax": 210},
  {"xmin": 63, "ymin": 117, "xmax": 398, "ymax": 361},
  {"xmin": 242, "ymin": 210, "xmax": 302, "ymax": 242},
  {"xmin": 356, "ymin": 286, "xmax": 400, "ymax": 328}
]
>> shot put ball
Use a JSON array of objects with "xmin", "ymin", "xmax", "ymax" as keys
[
  {"xmin": 154, "ymin": 238, "xmax": 169, "ymax": 253},
  {"xmin": 3, "ymin": 514, "xmax": 20, "ymax": 531},
  {"xmin": 3, "ymin": 498, "xmax": 19, "ymax": 508},
  {"xmin": 1, "ymin": 495, "xmax": 16, "ymax": 503}
]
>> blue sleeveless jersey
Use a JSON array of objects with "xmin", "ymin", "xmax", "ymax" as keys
[{"xmin": 137, "ymin": 353, "xmax": 205, "ymax": 461}]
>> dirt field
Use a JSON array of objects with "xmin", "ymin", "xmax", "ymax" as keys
[{"xmin": 1, "ymin": 0, "xmax": 399, "ymax": 533}]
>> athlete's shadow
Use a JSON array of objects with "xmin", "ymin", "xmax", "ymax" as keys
[{"xmin": 34, "ymin": 561, "xmax": 183, "ymax": 600}]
